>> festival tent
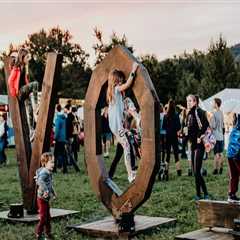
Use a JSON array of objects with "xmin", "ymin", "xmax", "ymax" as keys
[
  {"xmin": 200, "ymin": 88, "xmax": 240, "ymax": 113},
  {"xmin": 200, "ymin": 88, "xmax": 240, "ymax": 149},
  {"xmin": 0, "ymin": 95, "xmax": 8, "ymax": 106}
]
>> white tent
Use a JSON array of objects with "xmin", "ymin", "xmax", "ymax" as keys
[
  {"xmin": 200, "ymin": 88, "xmax": 240, "ymax": 113},
  {"xmin": 200, "ymin": 88, "xmax": 240, "ymax": 150},
  {"xmin": 0, "ymin": 95, "xmax": 8, "ymax": 105}
]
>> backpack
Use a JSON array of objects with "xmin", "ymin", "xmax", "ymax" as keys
[
  {"xmin": 227, "ymin": 127, "xmax": 240, "ymax": 159},
  {"xmin": 195, "ymin": 109, "xmax": 216, "ymax": 153}
]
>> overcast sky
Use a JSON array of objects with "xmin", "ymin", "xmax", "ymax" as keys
[{"xmin": 0, "ymin": 0, "xmax": 240, "ymax": 65}]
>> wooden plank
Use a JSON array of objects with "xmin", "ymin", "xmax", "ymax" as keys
[
  {"xmin": 175, "ymin": 228, "xmax": 232, "ymax": 240},
  {"xmin": 4, "ymin": 53, "xmax": 62, "ymax": 213},
  {"xmin": 28, "ymin": 53, "xmax": 63, "ymax": 212},
  {"xmin": 0, "ymin": 208, "xmax": 79, "ymax": 223},
  {"xmin": 197, "ymin": 200, "xmax": 240, "ymax": 229},
  {"xmin": 4, "ymin": 58, "xmax": 31, "ymax": 210},
  {"xmin": 68, "ymin": 215, "xmax": 176, "ymax": 238},
  {"xmin": 84, "ymin": 46, "xmax": 160, "ymax": 219}
]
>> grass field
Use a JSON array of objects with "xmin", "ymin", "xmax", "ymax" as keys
[{"xmin": 0, "ymin": 147, "xmax": 230, "ymax": 240}]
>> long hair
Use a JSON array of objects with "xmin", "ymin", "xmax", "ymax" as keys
[
  {"xmin": 166, "ymin": 99, "xmax": 176, "ymax": 118},
  {"xmin": 15, "ymin": 48, "xmax": 29, "ymax": 67},
  {"xmin": 107, "ymin": 69, "xmax": 125, "ymax": 103}
]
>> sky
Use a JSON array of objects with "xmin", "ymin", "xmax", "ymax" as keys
[{"xmin": 0, "ymin": 0, "xmax": 240, "ymax": 65}]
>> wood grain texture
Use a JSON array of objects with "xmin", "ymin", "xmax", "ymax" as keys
[
  {"xmin": 4, "ymin": 53, "xmax": 62, "ymax": 212},
  {"xmin": 0, "ymin": 208, "xmax": 79, "ymax": 223},
  {"xmin": 84, "ymin": 46, "xmax": 160, "ymax": 218},
  {"xmin": 176, "ymin": 228, "xmax": 232, "ymax": 240},
  {"xmin": 68, "ymin": 215, "xmax": 175, "ymax": 238},
  {"xmin": 197, "ymin": 200, "xmax": 240, "ymax": 229}
]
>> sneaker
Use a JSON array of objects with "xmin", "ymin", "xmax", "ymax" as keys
[
  {"xmin": 164, "ymin": 170, "xmax": 169, "ymax": 181},
  {"xmin": 212, "ymin": 169, "xmax": 218, "ymax": 175},
  {"xmin": 103, "ymin": 152, "xmax": 109, "ymax": 158},
  {"xmin": 203, "ymin": 195, "xmax": 209, "ymax": 200},
  {"xmin": 194, "ymin": 195, "xmax": 202, "ymax": 201},
  {"xmin": 30, "ymin": 129, "xmax": 35, "ymax": 142},
  {"xmin": 128, "ymin": 171, "xmax": 137, "ymax": 183},
  {"xmin": 219, "ymin": 167, "xmax": 223, "ymax": 175},
  {"xmin": 228, "ymin": 194, "xmax": 240, "ymax": 203},
  {"xmin": 201, "ymin": 168, "xmax": 207, "ymax": 177},
  {"xmin": 177, "ymin": 169, "xmax": 182, "ymax": 177},
  {"xmin": 188, "ymin": 169, "xmax": 193, "ymax": 176}
]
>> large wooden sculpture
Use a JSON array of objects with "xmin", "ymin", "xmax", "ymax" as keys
[
  {"xmin": 4, "ymin": 53, "xmax": 62, "ymax": 213},
  {"xmin": 84, "ymin": 46, "xmax": 161, "ymax": 233},
  {"xmin": 176, "ymin": 200, "xmax": 240, "ymax": 240}
]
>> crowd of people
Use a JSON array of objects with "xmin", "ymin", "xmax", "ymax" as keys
[
  {"xmin": 3, "ymin": 47, "xmax": 240, "ymax": 239},
  {"xmin": 158, "ymin": 95, "xmax": 240, "ymax": 202},
  {"xmin": 52, "ymin": 102, "xmax": 82, "ymax": 173}
]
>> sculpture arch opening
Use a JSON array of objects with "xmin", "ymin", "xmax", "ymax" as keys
[{"xmin": 84, "ymin": 46, "xmax": 160, "ymax": 220}]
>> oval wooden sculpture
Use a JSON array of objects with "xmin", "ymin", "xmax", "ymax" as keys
[{"xmin": 84, "ymin": 46, "xmax": 160, "ymax": 220}]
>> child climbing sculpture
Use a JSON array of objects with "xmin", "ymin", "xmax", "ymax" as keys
[
  {"xmin": 107, "ymin": 62, "xmax": 139, "ymax": 183},
  {"xmin": 8, "ymin": 47, "xmax": 39, "ymax": 141}
]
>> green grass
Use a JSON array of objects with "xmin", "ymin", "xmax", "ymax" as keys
[{"xmin": 0, "ymin": 147, "xmax": 230, "ymax": 240}]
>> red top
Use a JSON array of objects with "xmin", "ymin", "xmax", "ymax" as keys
[{"xmin": 8, "ymin": 66, "xmax": 29, "ymax": 97}]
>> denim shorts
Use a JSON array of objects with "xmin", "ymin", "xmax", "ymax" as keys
[
  {"xmin": 102, "ymin": 132, "xmax": 112, "ymax": 143},
  {"xmin": 214, "ymin": 140, "xmax": 224, "ymax": 154}
]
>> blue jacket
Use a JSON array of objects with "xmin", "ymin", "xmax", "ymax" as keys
[
  {"xmin": 54, "ymin": 113, "xmax": 67, "ymax": 143},
  {"xmin": 227, "ymin": 115, "xmax": 240, "ymax": 159},
  {"xmin": 35, "ymin": 167, "xmax": 55, "ymax": 201}
]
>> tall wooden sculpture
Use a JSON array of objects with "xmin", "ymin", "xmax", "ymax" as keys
[
  {"xmin": 4, "ymin": 53, "xmax": 62, "ymax": 213},
  {"xmin": 84, "ymin": 46, "xmax": 164, "ymax": 235}
]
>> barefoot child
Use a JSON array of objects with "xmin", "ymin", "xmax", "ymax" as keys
[
  {"xmin": 107, "ymin": 62, "xmax": 139, "ymax": 183},
  {"xmin": 35, "ymin": 152, "xmax": 56, "ymax": 239}
]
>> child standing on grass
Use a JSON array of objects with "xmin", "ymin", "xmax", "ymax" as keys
[
  {"xmin": 107, "ymin": 62, "xmax": 139, "ymax": 183},
  {"xmin": 35, "ymin": 152, "xmax": 56, "ymax": 240},
  {"xmin": 227, "ymin": 114, "xmax": 240, "ymax": 203}
]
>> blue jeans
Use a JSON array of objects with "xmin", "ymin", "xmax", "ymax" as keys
[{"xmin": 0, "ymin": 139, "xmax": 6, "ymax": 164}]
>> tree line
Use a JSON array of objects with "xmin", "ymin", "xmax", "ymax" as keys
[{"xmin": 1, "ymin": 27, "xmax": 240, "ymax": 105}]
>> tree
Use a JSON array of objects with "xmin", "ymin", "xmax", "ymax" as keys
[
  {"xmin": 175, "ymin": 50, "xmax": 205, "ymax": 103},
  {"xmin": 24, "ymin": 27, "xmax": 91, "ymax": 98},
  {"xmin": 0, "ymin": 67, "xmax": 7, "ymax": 94},
  {"xmin": 60, "ymin": 63, "xmax": 92, "ymax": 99},
  {"xmin": 93, "ymin": 28, "xmax": 134, "ymax": 65},
  {"xmin": 199, "ymin": 35, "xmax": 239, "ymax": 98}
]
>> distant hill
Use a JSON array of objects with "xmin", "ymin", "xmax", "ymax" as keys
[{"xmin": 231, "ymin": 43, "xmax": 240, "ymax": 59}]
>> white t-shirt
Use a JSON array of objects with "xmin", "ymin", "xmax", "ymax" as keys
[
  {"xmin": 0, "ymin": 121, "xmax": 5, "ymax": 138},
  {"xmin": 108, "ymin": 86, "xmax": 124, "ymax": 135},
  {"xmin": 210, "ymin": 110, "xmax": 224, "ymax": 141},
  {"xmin": 77, "ymin": 106, "xmax": 84, "ymax": 128}
]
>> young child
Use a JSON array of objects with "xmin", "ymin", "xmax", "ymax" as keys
[
  {"xmin": 35, "ymin": 152, "xmax": 56, "ymax": 240},
  {"xmin": 8, "ymin": 47, "xmax": 39, "ymax": 141},
  {"xmin": 107, "ymin": 62, "xmax": 139, "ymax": 183},
  {"xmin": 227, "ymin": 114, "xmax": 240, "ymax": 203}
]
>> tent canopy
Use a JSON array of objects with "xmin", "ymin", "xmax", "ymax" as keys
[
  {"xmin": 200, "ymin": 88, "xmax": 240, "ymax": 113},
  {"xmin": 0, "ymin": 95, "xmax": 8, "ymax": 105}
]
